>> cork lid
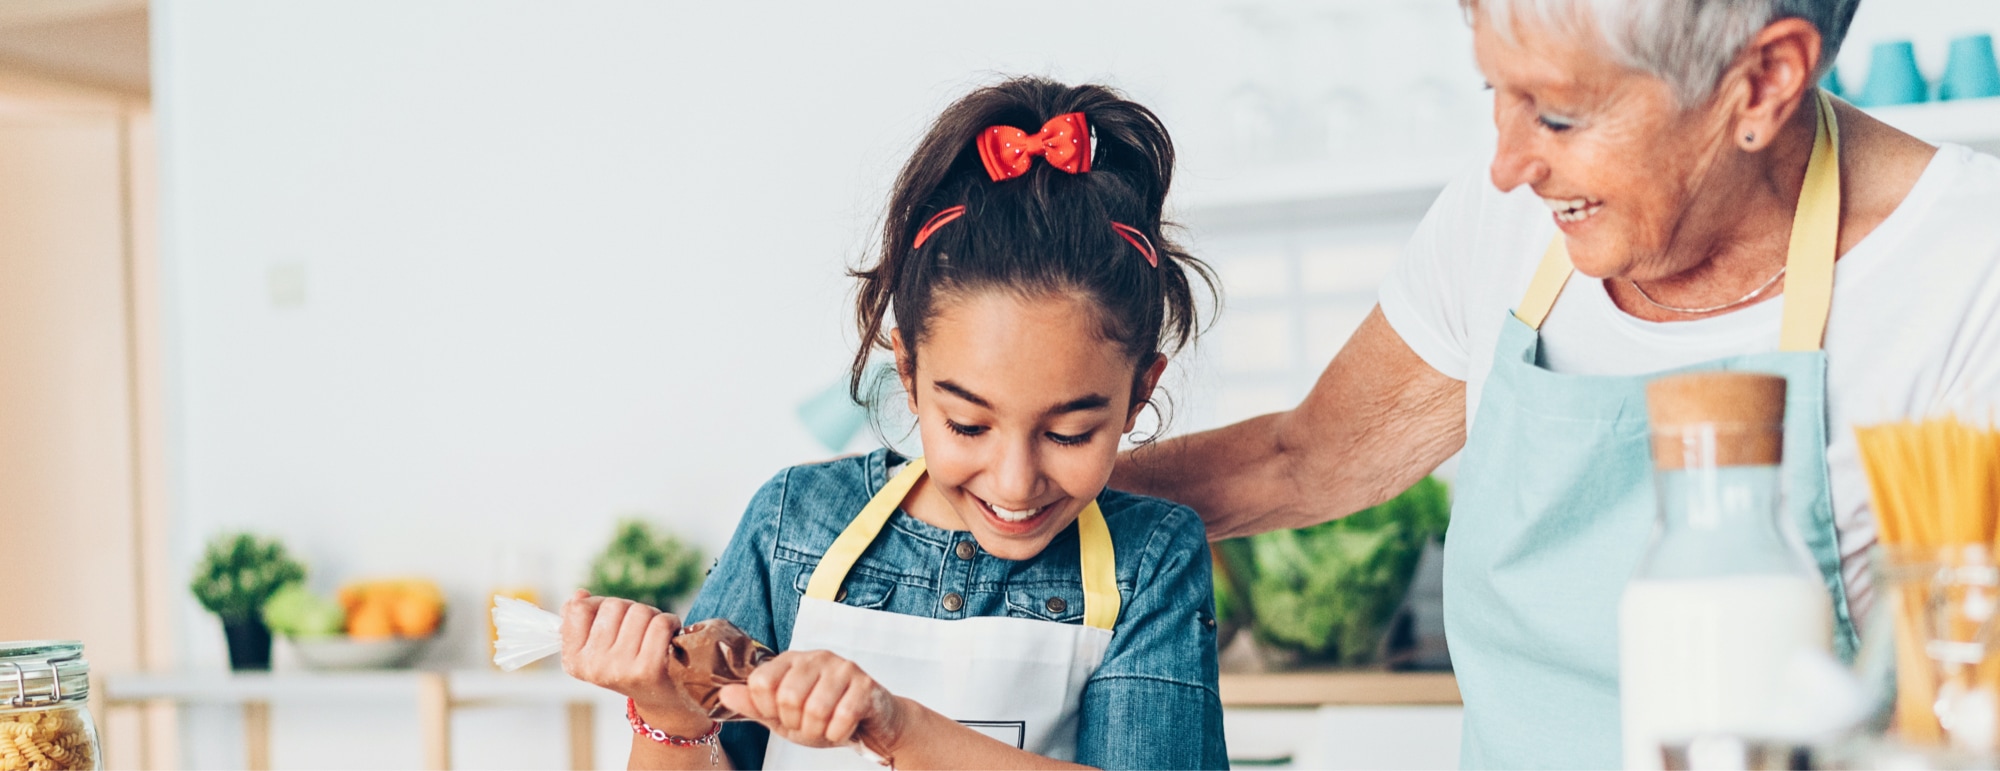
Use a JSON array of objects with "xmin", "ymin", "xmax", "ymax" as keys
[{"xmin": 1645, "ymin": 372, "xmax": 1786, "ymax": 469}]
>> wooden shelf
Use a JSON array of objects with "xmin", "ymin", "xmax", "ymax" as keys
[
  {"xmin": 1219, "ymin": 670, "xmax": 1460, "ymax": 707},
  {"xmin": 101, "ymin": 670, "xmax": 611, "ymax": 770},
  {"xmin": 1174, "ymin": 98, "xmax": 2000, "ymax": 231}
]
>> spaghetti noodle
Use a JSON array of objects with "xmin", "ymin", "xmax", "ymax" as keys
[{"xmin": 1856, "ymin": 417, "xmax": 2000, "ymax": 745}]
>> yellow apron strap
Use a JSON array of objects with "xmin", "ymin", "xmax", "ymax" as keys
[
  {"xmin": 1778, "ymin": 90, "xmax": 1841, "ymax": 352},
  {"xmin": 1513, "ymin": 90, "xmax": 1841, "ymax": 348},
  {"xmin": 1513, "ymin": 236, "xmax": 1575, "ymax": 330},
  {"xmin": 804, "ymin": 456, "xmax": 1123, "ymax": 630},
  {"xmin": 804, "ymin": 457, "xmax": 930, "ymax": 601},
  {"xmin": 1076, "ymin": 501, "xmax": 1121, "ymax": 630}
]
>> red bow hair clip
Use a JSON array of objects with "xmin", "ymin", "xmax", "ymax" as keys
[{"xmin": 976, "ymin": 113, "xmax": 1091, "ymax": 181}]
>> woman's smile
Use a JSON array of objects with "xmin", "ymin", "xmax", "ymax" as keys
[{"xmin": 1542, "ymin": 195, "xmax": 1603, "ymax": 225}]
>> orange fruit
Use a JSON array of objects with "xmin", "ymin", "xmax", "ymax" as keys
[
  {"xmin": 348, "ymin": 600, "xmax": 396, "ymax": 640},
  {"xmin": 337, "ymin": 584, "xmax": 367, "ymax": 613},
  {"xmin": 391, "ymin": 593, "xmax": 442, "ymax": 638}
]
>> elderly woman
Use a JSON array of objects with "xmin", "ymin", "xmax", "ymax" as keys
[{"xmin": 1118, "ymin": 0, "xmax": 2000, "ymax": 767}]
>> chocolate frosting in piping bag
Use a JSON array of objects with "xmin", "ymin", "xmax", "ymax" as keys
[{"xmin": 668, "ymin": 618, "xmax": 776, "ymax": 721}]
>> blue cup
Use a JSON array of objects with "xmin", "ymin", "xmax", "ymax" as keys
[
  {"xmin": 1819, "ymin": 65, "xmax": 1845, "ymax": 97},
  {"xmin": 1940, "ymin": 34, "xmax": 2000, "ymax": 101},
  {"xmin": 1858, "ymin": 40, "xmax": 1929, "ymax": 106}
]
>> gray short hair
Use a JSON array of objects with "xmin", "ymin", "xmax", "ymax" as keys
[{"xmin": 1460, "ymin": 0, "xmax": 1861, "ymax": 106}]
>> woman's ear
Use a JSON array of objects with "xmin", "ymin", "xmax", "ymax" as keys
[
  {"xmin": 891, "ymin": 331, "xmax": 919, "ymax": 414},
  {"xmin": 1730, "ymin": 16, "xmax": 1821, "ymax": 153},
  {"xmin": 1123, "ymin": 354, "xmax": 1169, "ymax": 433}
]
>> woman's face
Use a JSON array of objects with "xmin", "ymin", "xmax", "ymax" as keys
[
  {"xmin": 1475, "ymin": 15, "xmax": 1745, "ymax": 281},
  {"xmin": 894, "ymin": 290, "xmax": 1161, "ymax": 561}
]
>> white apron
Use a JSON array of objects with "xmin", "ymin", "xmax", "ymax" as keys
[{"xmin": 763, "ymin": 457, "xmax": 1121, "ymax": 769}]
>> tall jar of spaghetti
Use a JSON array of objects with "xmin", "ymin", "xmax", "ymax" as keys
[
  {"xmin": 1618, "ymin": 373, "xmax": 1834, "ymax": 770},
  {"xmin": 0, "ymin": 641, "xmax": 99, "ymax": 770}
]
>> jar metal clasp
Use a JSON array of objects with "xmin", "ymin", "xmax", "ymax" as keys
[{"xmin": 2, "ymin": 651, "xmax": 80, "ymax": 707}]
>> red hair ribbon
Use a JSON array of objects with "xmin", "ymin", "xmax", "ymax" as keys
[
  {"xmin": 1110, "ymin": 222, "xmax": 1159, "ymax": 268},
  {"xmin": 976, "ymin": 113, "xmax": 1091, "ymax": 181}
]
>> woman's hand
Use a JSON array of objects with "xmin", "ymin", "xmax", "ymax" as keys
[
  {"xmin": 717, "ymin": 650, "xmax": 908, "ymax": 753},
  {"xmin": 559, "ymin": 590, "xmax": 711, "ymax": 734}
]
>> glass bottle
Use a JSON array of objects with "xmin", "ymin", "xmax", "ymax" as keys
[
  {"xmin": 1619, "ymin": 373, "xmax": 1834, "ymax": 770},
  {"xmin": 0, "ymin": 640, "xmax": 100, "ymax": 770}
]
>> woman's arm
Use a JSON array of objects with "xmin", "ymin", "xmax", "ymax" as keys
[
  {"xmin": 717, "ymin": 650, "xmax": 1091, "ymax": 770},
  {"xmin": 1115, "ymin": 306, "xmax": 1466, "ymax": 539}
]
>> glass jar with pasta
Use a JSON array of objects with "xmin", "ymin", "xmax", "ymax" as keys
[{"xmin": 0, "ymin": 641, "xmax": 98, "ymax": 771}]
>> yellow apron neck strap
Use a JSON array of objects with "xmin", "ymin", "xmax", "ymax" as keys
[
  {"xmin": 1512, "ymin": 237, "xmax": 1574, "ymax": 330},
  {"xmin": 1512, "ymin": 90, "xmax": 1841, "ymax": 352},
  {"xmin": 1777, "ymin": 90, "xmax": 1841, "ymax": 352},
  {"xmin": 1075, "ymin": 501, "xmax": 1121, "ymax": 630},
  {"xmin": 803, "ymin": 457, "xmax": 1122, "ymax": 631},
  {"xmin": 803, "ymin": 456, "xmax": 929, "ymax": 602}
]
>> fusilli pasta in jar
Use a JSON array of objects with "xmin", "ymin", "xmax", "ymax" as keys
[{"xmin": 0, "ymin": 642, "xmax": 98, "ymax": 771}]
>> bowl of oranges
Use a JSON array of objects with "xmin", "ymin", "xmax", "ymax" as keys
[{"xmin": 265, "ymin": 578, "xmax": 446, "ymax": 670}]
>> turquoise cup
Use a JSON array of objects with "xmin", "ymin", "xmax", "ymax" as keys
[
  {"xmin": 1858, "ymin": 40, "xmax": 1929, "ymax": 106},
  {"xmin": 1939, "ymin": 34, "xmax": 2000, "ymax": 101},
  {"xmin": 1819, "ymin": 65, "xmax": 1845, "ymax": 97}
]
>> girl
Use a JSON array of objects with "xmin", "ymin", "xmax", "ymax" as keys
[{"xmin": 561, "ymin": 76, "xmax": 1226, "ymax": 770}]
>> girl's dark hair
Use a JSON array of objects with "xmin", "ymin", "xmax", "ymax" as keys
[{"xmin": 850, "ymin": 76, "xmax": 1215, "ymax": 415}]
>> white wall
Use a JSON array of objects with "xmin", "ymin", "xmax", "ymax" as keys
[
  {"xmin": 152, "ymin": 0, "xmax": 2000, "ymax": 767},
  {"xmin": 153, "ymin": 2, "xmax": 1491, "ymax": 766}
]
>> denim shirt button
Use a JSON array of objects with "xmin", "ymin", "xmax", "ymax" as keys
[
  {"xmin": 954, "ymin": 541, "xmax": 976, "ymax": 560},
  {"xmin": 941, "ymin": 592, "xmax": 964, "ymax": 612},
  {"xmin": 1045, "ymin": 597, "xmax": 1067, "ymax": 614}
]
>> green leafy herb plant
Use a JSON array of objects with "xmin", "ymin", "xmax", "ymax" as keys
[
  {"xmin": 190, "ymin": 532, "xmax": 307, "ymax": 622},
  {"xmin": 585, "ymin": 520, "xmax": 705, "ymax": 611},
  {"xmin": 1217, "ymin": 476, "xmax": 1450, "ymax": 667}
]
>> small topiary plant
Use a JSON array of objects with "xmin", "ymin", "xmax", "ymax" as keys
[
  {"xmin": 191, "ymin": 532, "xmax": 307, "ymax": 623},
  {"xmin": 585, "ymin": 519, "xmax": 705, "ymax": 611}
]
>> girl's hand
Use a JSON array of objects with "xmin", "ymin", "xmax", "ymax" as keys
[
  {"xmin": 717, "ymin": 650, "xmax": 909, "ymax": 753},
  {"xmin": 559, "ymin": 590, "xmax": 710, "ymax": 733}
]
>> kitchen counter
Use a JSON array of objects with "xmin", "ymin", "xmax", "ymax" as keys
[{"xmin": 1220, "ymin": 669, "xmax": 1460, "ymax": 707}]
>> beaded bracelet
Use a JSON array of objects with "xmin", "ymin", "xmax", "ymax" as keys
[{"xmin": 626, "ymin": 698, "xmax": 722, "ymax": 765}]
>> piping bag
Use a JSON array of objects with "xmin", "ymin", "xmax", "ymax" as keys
[
  {"xmin": 491, "ymin": 595, "xmax": 897, "ymax": 763},
  {"xmin": 490, "ymin": 594, "xmax": 774, "ymax": 719}
]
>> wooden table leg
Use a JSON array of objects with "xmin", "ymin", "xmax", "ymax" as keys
[
  {"xmin": 243, "ymin": 701, "xmax": 270, "ymax": 771},
  {"xmin": 566, "ymin": 701, "xmax": 595, "ymax": 770},
  {"xmin": 417, "ymin": 672, "xmax": 452, "ymax": 770}
]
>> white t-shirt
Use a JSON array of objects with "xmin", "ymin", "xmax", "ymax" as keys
[{"xmin": 1379, "ymin": 143, "xmax": 2000, "ymax": 617}]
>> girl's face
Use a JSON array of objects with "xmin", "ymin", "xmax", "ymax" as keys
[{"xmin": 893, "ymin": 290, "xmax": 1164, "ymax": 562}]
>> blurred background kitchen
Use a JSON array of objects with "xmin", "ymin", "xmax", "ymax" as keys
[{"xmin": 3, "ymin": 1, "xmax": 1997, "ymax": 768}]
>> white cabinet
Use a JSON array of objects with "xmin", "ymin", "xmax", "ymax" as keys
[{"xmin": 1227, "ymin": 706, "xmax": 1463, "ymax": 769}]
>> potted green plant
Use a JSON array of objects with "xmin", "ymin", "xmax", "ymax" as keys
[
  {"xmin": 586, "ymin": 519, "xmax": 705, "ymax": 612},
  {"xmin": 1219, "ymin": 476, "xmax": 1450, "ymax": 668},
  {"xmin": 190, "ymin": 532, "xmax": 306, "ymax": 671}
]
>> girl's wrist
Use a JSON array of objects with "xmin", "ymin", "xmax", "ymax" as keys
[
  {"xmin": 869, "ymin": 694, "xmax": 924, "ymax": 760},
  {"xmin": 630, "ymin": 697, "xmax": 714, "ymax": 737}
]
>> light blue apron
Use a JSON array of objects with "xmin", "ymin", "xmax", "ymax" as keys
[{"xmin": 1444, "ymin": 91, "xmax": 1860, "ymax": 769}]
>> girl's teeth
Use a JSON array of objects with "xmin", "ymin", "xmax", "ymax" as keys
[{"xmin": 990, "ymin": 503, "xmax": 1041, "ymax": 522}]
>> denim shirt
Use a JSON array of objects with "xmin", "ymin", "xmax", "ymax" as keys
[{"xmin": 683, "ymin": 449, "xmax": 1227, "ymax": 770}]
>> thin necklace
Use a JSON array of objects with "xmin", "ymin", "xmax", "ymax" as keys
[{"xmin": 1629, "ymin": 266, "xmax": 1787, "ymax": 315}]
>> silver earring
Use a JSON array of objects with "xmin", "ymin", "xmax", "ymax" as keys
[{"xmin": 1744, "ymin": 131, "xmax": 1756, "ymax": 144}]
